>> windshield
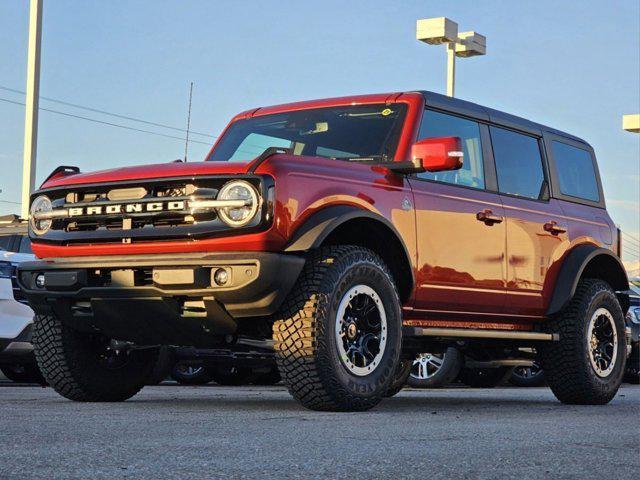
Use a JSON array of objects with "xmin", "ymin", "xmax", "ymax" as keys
[{"xmin": 207, "ymin": 103, "xmax": 407, "ymax": 162}]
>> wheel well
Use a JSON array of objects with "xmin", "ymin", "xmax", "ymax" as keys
[
  {"xmin": 320, "ymin": 218, "xmax": 413, "ymax": 303},
  {"xmin": 580, "ymin": 253, "xmax": 629, "ymax": 312},
  {"xmin": 580, "ymin": 253, "xmax": 628, "ymax": 291}
]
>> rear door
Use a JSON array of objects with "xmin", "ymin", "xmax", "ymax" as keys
[
  {"xmin": 410, "ymin": 109, "xmax": 507, "ymax": 315},
  {"xmin": 490, "ymin": 126, "xmax": 569, "ymax": 317}
]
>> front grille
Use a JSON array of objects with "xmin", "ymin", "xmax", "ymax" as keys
[{"xmin": 32, "ymin": 175, "xmax": 269, "ymax": 245}]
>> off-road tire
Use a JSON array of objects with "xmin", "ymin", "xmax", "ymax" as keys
[
  {"xmin": 32, "ymin": 313, "xmax": 158, "ymax": 402},
  {"xmin": 459, "ymin": 366, "xmax": 514, "ymax": 388},
  {"xmin": 408, "ymin": 347, "xmax": 464, "ymax": 388},
  {"xmin": 0, "ymin": 364, "xmax": 47, "ymax": 385},
  {"xmin": 273, "ymin": 246, "xmax": 402, "ymax": 411},
  {"xmin": 537, "ymin": 279, "xmax": 626, "ymax": 405},
  {"xmin": 384, "ymin": 360, "xmax": 412, "ymax": 397}
]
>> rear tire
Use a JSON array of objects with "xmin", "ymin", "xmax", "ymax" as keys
[
  {"xmin": 459, "ymin": 366, "xmax": 513, "ymax": 388},
  {"xmin": 538, "ymin": 279, "xmax": 626, "ymax": 405},
  {"xmin": 32, "ymin": 313, "xmax": 158, "ymax": 402},
  {"xmin": 273, "ymin": 246, "xmax": 402, "ymax": 411}
]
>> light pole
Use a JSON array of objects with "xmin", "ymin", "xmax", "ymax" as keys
[
  {"xmin": 623, "ymin": 114, "xmax": 640, "ymax": 134},
  {"xmin": 416, "ymin": 17, "xmax": 486, "ymax": 97},
  {"xmin": 21, "ymin": 0, "xmax": 43, "ymax": 220}
]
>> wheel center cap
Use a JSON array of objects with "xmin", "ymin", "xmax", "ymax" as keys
[{"xmin": 347, "ymin": 322, "xmax": 358, "ymax": 340}]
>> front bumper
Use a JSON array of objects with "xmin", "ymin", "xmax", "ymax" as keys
[{"xmin": 17, "ymin": 252, "xmax": 305, "ymax": 347}]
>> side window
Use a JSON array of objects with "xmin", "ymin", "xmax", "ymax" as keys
[
  {"xmin": 551, "ymin": 141, "xmax": 600, "ymax": 202},
  {"xmin": 490, "ymin": 126, "xmax": 546, "ymax": 200},
  {"xmin": 417, "ymin": 110, "xmax": 485, "ymax": 189}
]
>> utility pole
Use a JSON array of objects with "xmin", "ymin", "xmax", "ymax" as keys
[
  {"xmin": 445, "ymin": 42, "xmax": 456, "ymax": 97},
  {"xmin": 21, "ymin": 0, "xmax": 43, "ymax": 220},
  {"xmin": 416, "ymin": 18, "xmax": 486, "ymax": 98}
]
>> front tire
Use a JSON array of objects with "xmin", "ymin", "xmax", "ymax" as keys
[
  {"xmin": 273, "ymin": 246, "xmax": 402, "ymax": 411},
  {"xmin": 538, "ymin": 279, "xmax": 626, "ymax": 405},
  {"xmin": 33, "ymin": 313, "xmax": 158, "ymax": 402}
]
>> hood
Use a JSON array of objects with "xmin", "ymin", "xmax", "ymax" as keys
[{"xmin": 41, "ymin": 161, "xmax": 252, "ymax": 190}]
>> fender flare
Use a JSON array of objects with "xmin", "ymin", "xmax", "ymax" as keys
[
  {"xmin": 284, "ymin": 205, "xmax": 415, "ymax": 297},
  {"xmin": 547, "ymin": 244, "xmax": 629, "ymax": 315}
]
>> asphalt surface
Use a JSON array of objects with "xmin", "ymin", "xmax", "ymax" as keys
[{"xmin": 0, "ymin": 381, "xmax": 638, "ymax": 480}]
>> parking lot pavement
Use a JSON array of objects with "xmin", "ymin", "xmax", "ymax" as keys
[{"xmin": 0, "ymin": 383, "xmax": 638, "ymax": 480}]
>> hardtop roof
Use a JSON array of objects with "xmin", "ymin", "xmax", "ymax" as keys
[{"xmin": 417, "ymin": 90, "xmax": 587, "ymax": 145}]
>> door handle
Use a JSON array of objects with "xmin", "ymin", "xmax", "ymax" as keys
[
  {"xmin": 544, "ymin": 221, "xmax": 567, "ymax": 235},
  {"xmin": 476, "ymin": 209, "xmax": 503, "ymax": 225}
]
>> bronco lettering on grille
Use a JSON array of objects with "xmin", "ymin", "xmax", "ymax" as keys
[{"xmin": 68, "ymin": 200, "xmax": 186, "ymax": 217}]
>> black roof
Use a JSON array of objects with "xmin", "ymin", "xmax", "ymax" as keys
[{"xmin": 417, "ymin": 90, "xmax": 587, "ymax": 145}]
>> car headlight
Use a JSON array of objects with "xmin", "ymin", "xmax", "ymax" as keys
[
  {"xmin": 29, "ymin": 195, "xmax": 53, "ymax": 235},
  {"xmin": 216, "ymin": 180, "xmax": 260, "ymax": 227},
  {"xmin": 627, "ymin": 307, "xmax": 640, "ymax": 325}
]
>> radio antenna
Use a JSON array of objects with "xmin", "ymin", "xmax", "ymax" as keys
[{"xmin": 184, "ymin": 82, "xmax": 193, "ymax": 162}]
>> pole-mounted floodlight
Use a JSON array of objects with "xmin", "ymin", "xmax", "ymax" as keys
[
  {"xmin": 416, "ymin": 17, "xmax": 486, "ymax": 97},
  {"xmin": 622, "ymin": 114, "xmax": 640, "ymax": 134}
]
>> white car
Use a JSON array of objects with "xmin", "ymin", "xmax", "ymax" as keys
[{"xmin": 0, "ymin": 249, "xmax": 44, "ymax": 384}]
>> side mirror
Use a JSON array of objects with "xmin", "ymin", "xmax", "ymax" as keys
[{"xmin": 411, "ymin": 136, "xmax": 464, "ymax": 172}]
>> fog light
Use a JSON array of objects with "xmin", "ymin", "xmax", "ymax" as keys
[
  {"xmin": 213, "ymin": 268, "xmax": 229, "ymax": 286},
  {"xmin": 35, "ymin": 274, "xmax": 45, "ymax": 288}
]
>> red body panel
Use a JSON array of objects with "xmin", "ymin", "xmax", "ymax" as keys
[{"xmin": 31, "ymin": 91, "xmax": 617, "ymax": 327}]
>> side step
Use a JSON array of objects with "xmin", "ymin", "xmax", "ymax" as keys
[{"xmin": 403, "ymin": 327, "xmax": 558, "ymax": 342}]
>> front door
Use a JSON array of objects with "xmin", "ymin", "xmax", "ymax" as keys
[{"xmin": 410, "ymin": 109, "xmax": 506, "ymax": 315}]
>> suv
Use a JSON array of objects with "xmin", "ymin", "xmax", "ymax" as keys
[{"xmin": 18, "ymin": 91, "xmax": 629, "ymax": 411}]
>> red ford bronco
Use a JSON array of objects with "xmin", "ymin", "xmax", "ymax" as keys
[{"xmin": 18, "ymin": 91, "xmax": 629, "ymax": 411}]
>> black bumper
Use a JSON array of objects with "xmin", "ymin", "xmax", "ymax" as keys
[{"xmin": 17, "ymin": 252, "xmax": 305, "ymax": 346}]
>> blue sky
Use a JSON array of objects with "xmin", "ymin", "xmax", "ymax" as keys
[{"xmin": 0, "ymin": 0, "xmax": 638, "ymax": 264}]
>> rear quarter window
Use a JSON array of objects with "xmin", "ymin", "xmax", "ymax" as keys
[{"xmin": 551, "ymin": 141, "xmax": 600, "ymax": 202}]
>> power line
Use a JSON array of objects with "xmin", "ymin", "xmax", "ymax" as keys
[
  {"xmin": 622, "ymin": 232, "xmax": 640, "ymax": 246},
  {"xmin": 0, "ymin": 97, "xmax": 212, "ymax": 146},
  {"xmin": 0, "ymin": 85, "xmax": 216, "ymax": 139}
]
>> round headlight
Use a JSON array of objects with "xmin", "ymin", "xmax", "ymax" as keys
[
  {"xmin": 29, "ymin": 195, "xmax": 53, "ymax": 235},
  {"xmin": 217, "ymin": 180, "xmax": 260, "ymax": 227}
]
